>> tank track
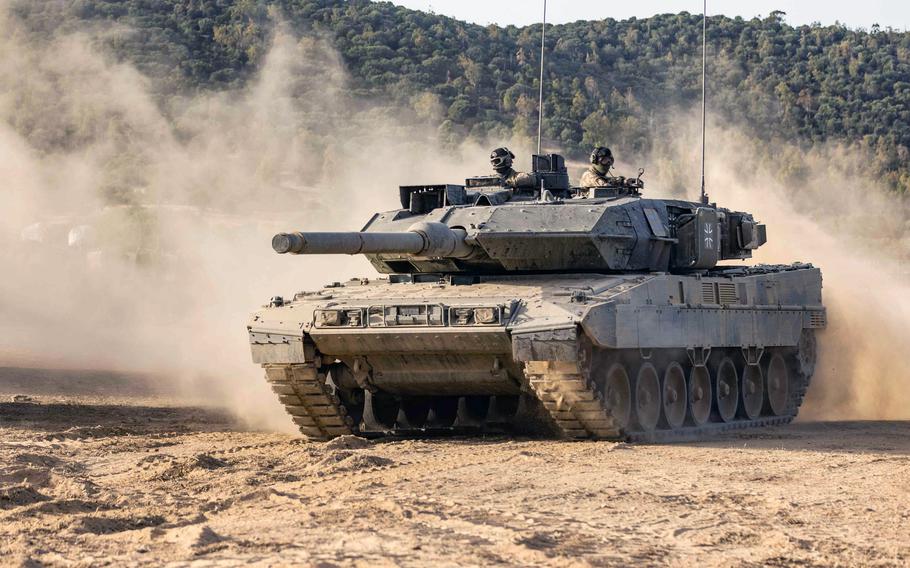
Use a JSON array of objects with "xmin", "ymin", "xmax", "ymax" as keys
[
  {"xmin": 264, "ymin": 344, "xmax": 813, "ymax": 443},
  {"xmin": 524, "ymin": 352, "xmax": 813, "ymax": 443},
  {"xmin": 524, "ymin": 361, "xmax": 621, "ymax": 439},
  {"xmin": 264, "ymin": 363, "xmax": 354, "ymax": 440}
]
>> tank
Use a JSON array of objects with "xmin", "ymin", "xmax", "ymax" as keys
[{"xmin": 248, "ymin": 154, "xmax": 826, "ymax": 441}]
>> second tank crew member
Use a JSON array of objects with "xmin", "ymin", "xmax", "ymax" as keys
[
  {"xmin": 579, "ymin": 146, "xmax": 618, "ymax": 188},
  {"xmin": 580, "ymin": 146, "xmax": 644, "ymax": 194},
  {"xmin": 490, "ymin": 147, "xmax": 538, "ymax": 189}
]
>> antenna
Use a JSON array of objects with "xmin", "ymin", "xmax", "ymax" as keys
[
  {"xmin": 699, "ymin": 0, "xmax": 709, "ymax": 205},
  {"xmin": 537, "ymin": 0, "xmax": 547, "ymax": 156}
]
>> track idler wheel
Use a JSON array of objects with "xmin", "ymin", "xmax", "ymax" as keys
[
  {"xmin": 661, "ymin": 362, "xmax": 687, "ymax": 429},
  {"xmin": 633, "ymin": 363, "xmax": 661, "ymax": 432},
  {"xmin": 688, "ymin": 366, "xmax": 711, "ymax": 426},
  {"xmin": 765, "ymin": 353, "xmax": 790, "ymax": 416},
  {"xmin": 714, "ymin": 357, "xmax": 740, "ymax": 422}
]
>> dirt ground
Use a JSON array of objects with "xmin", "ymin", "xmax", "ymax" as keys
[{"xmin": 0, "ymin": 368, "xmax": 907, "ymax": 567}]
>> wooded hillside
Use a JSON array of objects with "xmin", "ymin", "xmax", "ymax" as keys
[{"xmin": 12, "ymin": 0, "xmax": 910, "ymax": 193}]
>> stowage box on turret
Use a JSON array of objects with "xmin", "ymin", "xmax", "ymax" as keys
[{"xmin": 248, "ymin": 154, "xmax": 825, "ymax": 441}]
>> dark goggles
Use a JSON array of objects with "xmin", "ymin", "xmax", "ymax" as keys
[
  {"xmin": 490, "ymin": 155, "xmax": 512, "ymax": 168},
  {"xmin": 598, "ymin": 155, "xmax": 614, "ymax": 167}
]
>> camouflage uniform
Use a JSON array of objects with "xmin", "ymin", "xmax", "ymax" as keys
[
  {"xmin": 499, "ymin": 168, "xmax": 538, "ymax": 189},
  {"xmin": 581, "ymin": 146, "xmax": 631, "ymax": 189},
  {"xmin": 490, "ymin": 147, "xmax": 538, "ymax": 189},
  {"xmin": 579, "ymin": 166, "xmax": 616, "ymax": 188}
]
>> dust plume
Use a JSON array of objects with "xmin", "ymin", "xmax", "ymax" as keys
[
  {"xmin": 0, "ymin": 6, "xmax": 499, "ymax": 430},
  {"xmin": 642, "ymin": 117, "xmax": 910, "ymax": 420}
]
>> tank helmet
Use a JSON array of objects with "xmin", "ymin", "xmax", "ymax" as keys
[
  {"xmin": 490, "ymin": 147, "xmax": 515, "ymax": 170},
  {"xmin": 590, "ymin": 146, "xmax": 614, "ymax": 168}
]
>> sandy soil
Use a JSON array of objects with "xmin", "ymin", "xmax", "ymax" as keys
[{"xmin": 0, "ymin": 368, "xmax": 907, "ymax": 567}]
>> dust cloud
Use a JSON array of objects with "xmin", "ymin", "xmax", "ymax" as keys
[
  {"xmin": 0, "ymin": 7, "xmax": 497, "ymax": 430},
  {"xmin": 644, "ymin": 118, "xmax": 910, "ymax": 420},
  {"xmin": 1, "ymin": 4, "xmax": 906, "ymax": 428}
]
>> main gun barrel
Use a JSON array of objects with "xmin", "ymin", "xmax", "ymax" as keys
[
  {"xmin": 272, "ymin": 221, "xmax": 473, "ymax": 258},
  {"xmin": 273, "ymin": 231, "xmax": 425, "ymax": 255}
]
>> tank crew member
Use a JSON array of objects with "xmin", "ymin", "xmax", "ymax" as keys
[
  {"xmin": 579, "ymin": 146, "xmax": 618, "ymax": 188},
  {"xmin": 580, "ymin": 146, "xmax": 644, "ymax": 194},
  {"xmin": 490, "ymin": 147, "xmax": 537, "ymax": 189}
]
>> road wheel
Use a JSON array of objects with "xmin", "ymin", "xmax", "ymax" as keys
[
  {"xmin": 398, "ymin": 397, "xmax": 431, "ymax": 428},
  {"xmin": 688, "ymin": 366, "xmax": 711, "ymax": 426},
  {"xmin": 741, "ymin": 364, "xmax": 764, "ymax": 419},
  {"xmin": 766, "ymin": 353, "xmax": 790, "ymax": 416},
  {"xmin": 634, "ymin": 363, "xmax": 661, "ymax": 432},
  {"xmin": 362, "ymin": 390, "xmax": 399, "ymax": 431},
  {"xmin": 603, "ymin": 363, "xmax": 631, "ymax": 429},
  {"xmin": 715, "ymin": 357, "xmax": 739, "ymax": 422},
  {"xmin": 662, "ymin": 362, "xmax": 687, "ymax": 429},
  {"xmin": 455, "ymin": 395, "xmax": 489, "ymax": 427}
]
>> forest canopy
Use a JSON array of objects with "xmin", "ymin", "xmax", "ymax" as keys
[{"xmin": 10, "ymin": 0, "xmax": 910, "ymax": 194}]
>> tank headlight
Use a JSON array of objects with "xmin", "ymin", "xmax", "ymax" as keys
[
  {"xmin": 452, "ymin": 307, "xmax": 474, "ymax": 326},
  {"xmin": 449, "ymin": 305, "xmax": 502, "ymax": 326},
  {"xmin": 345, "ymin": 309, "xmax": 362, "ymax": 327},
  {"xmin": 315, "ymin": 309, "xmax": 342, "ymax": 326},
  {"xmin": 473, "ymin": 307, "xmax": 499, "ymax": 324},
  {"xmin": 315, "ymin": 308, "xmax": 366, "ymax": 327}
]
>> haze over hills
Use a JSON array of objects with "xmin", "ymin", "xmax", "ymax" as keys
[{"xmin": 8, "ymin": 0, "xmax": 910, "ymax": 196}]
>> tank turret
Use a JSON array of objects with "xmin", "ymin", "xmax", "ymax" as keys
[{"xmin": 272, "ymin": 154, "xmax": 766, "ymax": 275}]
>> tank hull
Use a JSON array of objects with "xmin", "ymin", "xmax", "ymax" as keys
[{"xmin": 248, "ymin": 264, "xmax": 825, "ymax": 441}]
